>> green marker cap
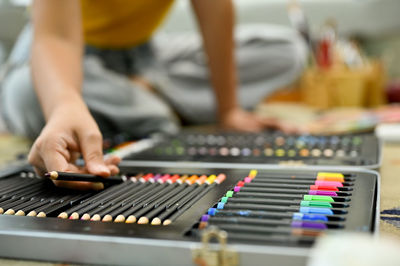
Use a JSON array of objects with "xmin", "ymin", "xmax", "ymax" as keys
[
  {"xmin": 226, "ymin": 191, "xmax": 234, "ymax": 197},
  {"xmin": 221, "ymin": 197, "xmax": 229, "ymax": 203},
  {"xmin": 304, "ymin": 195, "xmax": 334, "ymax": 202},
  {"xmin": 300, "ymin": 201, "xmax": 332, "ymax": 208}
]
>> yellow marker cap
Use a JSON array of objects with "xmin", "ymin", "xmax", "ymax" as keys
[
  {"xmin": 317, "ymin": 172, "xmax": 344, "ymax": 178},
  {"xmin": 206, "ymin": 175, "xmax": 217, "ymax": 184},
  {"xmin": 249, "ymin": 170, "xmax": 258, "ymax": 178},
  {"xmin": 317, "ymin": 172, "xmax": 345, "ymax": 182}
]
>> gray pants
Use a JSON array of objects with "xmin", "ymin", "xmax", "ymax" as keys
[
  {"xmin": 1, "ymin": 55, "xmax": 179, "ymax": 140},
  {"xmin": 1, "ymin": 24, "xmax": 307, "ymax": 140}
]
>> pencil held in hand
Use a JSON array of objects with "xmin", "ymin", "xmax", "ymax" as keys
[{"xmin": 45, "ymin": 171, "xmax": 127, "ymax": 184}]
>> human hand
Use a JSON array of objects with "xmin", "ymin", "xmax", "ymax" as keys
[
  {"xmin": 220, "ymin": 107, "xmax": 300, "ymax": 133},
  {"xmin": 28, "ymin": 99, "xmax": 120, "ymax": 190}
]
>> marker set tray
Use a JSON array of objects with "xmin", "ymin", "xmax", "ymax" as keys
[
  {"xmin": 121, "ymin": 131, "xmax": 381, "ymax": 168},
  {"xmin": 0, "ymin": 164, "xmax": 378, "ymax": 266}
]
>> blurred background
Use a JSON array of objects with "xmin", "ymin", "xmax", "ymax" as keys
[
  {"xmin": 1, "ymin": 0, "xmax": 400, "ymax": 136},
  {"xmin": 1, "ymin": 0, "xmax": 400, "ymax": 138}
]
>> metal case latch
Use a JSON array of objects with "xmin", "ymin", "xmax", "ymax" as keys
[{"xmin": 192, "ymin": 226, "xmax": 238, "ymax": 266}]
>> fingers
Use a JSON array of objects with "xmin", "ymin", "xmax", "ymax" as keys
[
  {"xmin": 79, "ymin": 131, "xmax": 110, "ymax": 176},
  {"xmin": 105, "ymin": 155, "xmax": 121, "ymax": 165},
  {"xmin": 70, "ymin": 151, "xmax": 81, "ymax": 164},
  {"xmin": 108, "ymin": 164, "xmax": 120, "ymax": 176},
  {"xmin": 258, "ymin": 117, "xmax": 303, "ymax": 134},
  {"xmin": 28, "ymin": 137, "xmax": 69, "ymax": 176}
]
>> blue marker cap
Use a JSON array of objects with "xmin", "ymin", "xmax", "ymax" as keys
[
  {"xmin": 293, "ymin": 212, "xmax": 328, "ymax": 222},
  {"xmin": 305, "ymin": 214, "xmax": 329, "ymax": 222},
  {"xmin": 208, "ymin": 208, "xmax": 217, "ymax": 216},
  {"xmin": 217, "ymin": 202, "xmax": 225, "ymax": 209},
  {"xmin": 238, "ymin": 210, "xmax": 251, "ymax": 216},
  {"xmin": 292, "ymin": 213, "xmax": 304, "ymax": 220},
  {"xmin": 300, "ymin": 207, "xmax": 333, "ymax": 215}
]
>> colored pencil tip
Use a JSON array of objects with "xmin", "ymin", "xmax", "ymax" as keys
[
  {"xmin": 0, "ymin": 208, "xmax": 3, "ymax": 214},
  {"xmin": 15, "ymin": 210, "xmax": 25, "ymax": 216},
  {"xmin": 114, "ymin": 215, "xmax": 125, "ymax": 223},
  {"xmin": 163, "ymin": 219, "xmax": 172, "ymax": 226},
  {"xmin": 58, "ymin": 212, "xmax": 68, "ymax": 219},
  {"xmin": 45, "ymin": 171, "xmax": 58, "ymax": 180},
  {"xmin": 37, "ymin": 212, "xmax": 46, "ymax": 218},
  {"xmin": 92, "ymin": 182, "xmax": 104, "ymax": 191},
  {"xmin": 102, "ymin": 215, "xmax": 113, "ymax": 222},
  {"xmin": 151, "ymin": 218, "xmax": 161, "ymax": 225},
  {"xmin": 81, "ymin": 214, "xmax": 91, "ymax": 220},
  {"xmin": 69, "ymin": 212, "xmax": 79, "ymax": 220},
  {"xmin": 4, "ymin": 209, "xmax": 15, "ymax": 215},
  {"xmin": 125, "ymin": 216, "xmax": 136, "ymax": 224},
  {"xmin": 137, "ymin": 217, "xmax": 149, "ymax": 225},
  {"xmin": 91, "ymin": 214, "xmax": 101, "ymax": 221},
  {"xmin": 27, "ymin": 211, "xmax": 37, "ymax": 217}
]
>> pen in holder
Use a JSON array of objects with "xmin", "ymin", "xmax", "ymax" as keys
[{"xmin": 299, "ymin": 20, "xmax": 386, "ymax": 109}]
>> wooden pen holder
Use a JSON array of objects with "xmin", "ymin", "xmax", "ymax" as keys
[{"xmin": 300, "ymin": 61, "xmax": 386, "ymax": 109}]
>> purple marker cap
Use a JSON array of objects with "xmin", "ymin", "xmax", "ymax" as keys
[
  {"xmin": 201, "ymin": 215, "xmax": 210, "ymax": 222},
  {"xmin": 152, "ymin": 174, "xmax": 162, "ymax": 182},
  {"xmin": 308, "ymin": 190, "xmax": 337, "ymax": 196},
  {"xmin": 291, "ymin": 221, "xmax": 327, "ymax": 230},
  {"xmin": 244, "ymin": 177, "xmax": 252, "ymax": 183},
  {"xmin": 234, "ymin": 186, "xmax": 241, "ymax": 192}
]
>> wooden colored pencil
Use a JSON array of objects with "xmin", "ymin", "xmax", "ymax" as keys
[{"xmin": 45, "ymin": 171, "xmax": 128, "ymax": 184}]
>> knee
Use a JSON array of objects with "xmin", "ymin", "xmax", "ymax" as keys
[{"xmin": 1, "ymin": 65, "xmax": 44, "ymax": 139}]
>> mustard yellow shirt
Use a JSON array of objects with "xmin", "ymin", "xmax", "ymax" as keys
[{"xmin": 81, "ymin": 0, "xmax": 175, "ymax": 49}]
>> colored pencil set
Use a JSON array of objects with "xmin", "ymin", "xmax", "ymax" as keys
[
  {"xmin": 58, "ymin": 172, "xmax": 226, "ymax": 225},
  {"xmin": 0, "ymin": 172, "xmax": 94, "ymax": 217},
  {"xmin": 196, "ymin": 170, "xmax": 353, "ymax": 244},
  {"xmin": 0, "ymin": 171, "xmax": 226, "ymax": 226},
  {"xmin": 130, "ymin": 132, "xmax": 365, "ymax": 161}
]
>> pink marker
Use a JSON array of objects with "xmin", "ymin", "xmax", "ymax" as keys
[
  {"xmin": 244, "ymin": 177, "xmax": 252, "ymax": 183},
  {"xmin": 314, "ymin": 180, "xmax": 343, "ymax": 187}
]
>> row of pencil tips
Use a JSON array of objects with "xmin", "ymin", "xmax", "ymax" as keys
[{"xmin": 54, "ymin": 173, "xmax": 226, "ymax": 226}]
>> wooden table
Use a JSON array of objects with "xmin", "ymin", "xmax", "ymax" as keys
[{"xmin": 378, "ymin": 142, "xmax": 400, "ymax": 238}]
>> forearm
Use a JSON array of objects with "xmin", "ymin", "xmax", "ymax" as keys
[
  {"xmin": 191, "ymin": 0, "xmax": 238, "ymax": 121},
  {"xmin": 31, "ymin": 0, "xmax": 83, "ymax": 120},
  {"xmin": 32, "ymin": 38, "xmax": 83, "ymax": 120}
]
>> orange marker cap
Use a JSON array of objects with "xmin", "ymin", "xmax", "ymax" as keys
[
  {"xmin": 196, "ymin": 175, "xmax": 208, "ymax": 185},
  {"xmin": 186, "ymin": 175, "xmax": 199, "ymax": 185},
  {"xmin": 177, "ymin": 174, "xmax": 189, "ymax": 184}
]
